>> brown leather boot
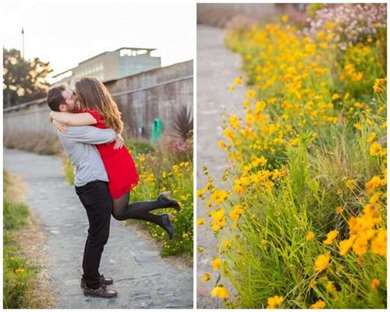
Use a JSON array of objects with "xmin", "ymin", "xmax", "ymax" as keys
[
  {"xmin": 80, "ymin": 275, "xmax": 113, "ymax": 289},
  {"xmin": 83, "ymin": 284, "xmax": 118, "ymax": 298}
]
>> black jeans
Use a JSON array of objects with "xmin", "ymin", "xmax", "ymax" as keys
[{"xmin": 75, "ymin": 180, "xmax": 112, "ymax": 289}]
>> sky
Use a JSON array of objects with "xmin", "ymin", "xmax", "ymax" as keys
[{"xmin": 1, "ymin": 0, "xmax": 195, "ymax": 78}]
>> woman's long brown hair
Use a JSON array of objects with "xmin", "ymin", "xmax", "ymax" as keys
[{"xmin": 75, "ymin": 77, "xmax": 124, "ymax": 134}]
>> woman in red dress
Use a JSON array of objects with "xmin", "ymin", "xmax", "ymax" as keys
[{"xmin": 50, "ymin": 78, "xmax": 180, "ymax": 239}]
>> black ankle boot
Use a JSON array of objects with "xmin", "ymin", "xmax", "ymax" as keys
[
  {"xmin": 160, "ymin": 214, "xmax": 174, "ymax": 240},
  {"xmin": 157, "ymin": 192, "xmax": 181, "ymax": 211}
]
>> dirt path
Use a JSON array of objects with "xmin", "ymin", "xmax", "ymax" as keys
[
  {"xmin": 4, "ymin": 148, "xmax": 193, "ymax": 309},
  {"xmin": 196, "ymin": 25, "xmax": 246, "ymax": 308}
]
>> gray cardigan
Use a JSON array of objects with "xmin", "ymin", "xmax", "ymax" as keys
[{"xmin": 56, "ymin": 126, "xmax": 116, "ymax": 186}]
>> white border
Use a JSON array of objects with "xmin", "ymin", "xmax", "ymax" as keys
[{"xmin": 1, "ymin": 1, "xmax": 389, "ymax": 311}]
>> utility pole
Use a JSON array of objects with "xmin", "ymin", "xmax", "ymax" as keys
[{"xmin": 21, "ymin": 27, "xmax": 24, "ymax": 59}]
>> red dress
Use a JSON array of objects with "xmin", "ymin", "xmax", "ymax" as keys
[{"xmin": 86, "ymin": 109, "xmax": 139, "ymax": 199}]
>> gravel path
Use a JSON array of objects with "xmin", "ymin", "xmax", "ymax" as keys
[
  {"xmin": 4, "ymin": 148, "xmax": 193, "ymax": 309},
  {"xmin": 196, "ymin": 25, "xmax": 245, "ymax": 308}
]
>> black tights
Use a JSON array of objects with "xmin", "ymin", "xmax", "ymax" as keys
[{"xmin": 111, "ymin": 193, "xmax": 164, "ymax": 227}]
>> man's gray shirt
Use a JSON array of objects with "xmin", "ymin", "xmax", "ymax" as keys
[{"xmin": 56, "ymin": 126, "xmax": 116, "ymax": 187}]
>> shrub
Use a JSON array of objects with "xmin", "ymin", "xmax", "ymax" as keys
[
  {"xmin": 336, "ymin": 43, "xmax": 385, "ymax": 99},
  {"xmin": 125, "ymin": 137, "xmax": 156, "ymax": 156},
  {"xmin": 131, "ymin": 151, "xmax": 193, "ymax": 257},
  {"xmin": 4, "ymin": 131, "xmax": 61, "ymax": 155},
  {"xmin": 172, "ymin": 105, "xmax": 194, "ymax": 142},
  {"xmin": 303, "ymin": 4, "xmax": 387, "ymax": 51}
]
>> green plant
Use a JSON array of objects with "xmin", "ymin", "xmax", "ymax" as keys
[
  {"xmin": 131, "ymin": 154, "xmax": 193, "ymax": 257},
  {"xmin": 172, "ymin": 105, "xmax": 193, "ymax": 141},
  {"xmin": 336, "ymin": 43, "xmax": 385, "ymax": 99},
  {"xmin": 63, "ymin": 156, "xmax": 74, "ymax": 185},
  {"xmin": 198, "ymin": 16, "xmax": 386, "ymax": 308},
  {"xmin": 3, "ymin": 171, "xmax": 38, "ymax": 308},
  {"xmin": 306, "ymin": 3, "xmax": 324, "ymax": 18},
  {"xmin": 125, "ymin": 137, "xmax": 155, "ymax": 156}
]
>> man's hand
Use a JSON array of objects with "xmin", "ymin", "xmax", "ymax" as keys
[
  {"xmin": 113, "ymin": 133, "xmax": 124, "ymax": 149},
  {"xmin": 52, "ymin": 120, "xmax": 67, "ymax": 133}
]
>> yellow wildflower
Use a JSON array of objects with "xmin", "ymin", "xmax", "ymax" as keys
[
  {"xmin": 325, "ymin": 281, "xmax": 336, "ymax": 293},
  {"xmin": 233, "ymin": 178, "xmax": 245, "ymax": 194},
  {"xmin": 339, "ymin": 237, "xmax": 355, "ymax": 256},
  {"xmin": 314, "ymin": 253, "xmax": 330, "ymax": 273},
  {"xmin": 233, "ymin": 76, "xmax": 242, "ymax": 86},
  {"xmin": 14, "ymin": 268, "xmax": 25, "ymax": 274},
  {"xmin": 373, "ymin": 78, "xmax": 386, "ymax": 93},
  {"xmin": 255, "ymin": 101, "xmax": 266, "ymax": 113},
  {"xmin": 210, "ymin": 189, "xmax": 228, "ymax": 205},
  {"xmin": 223, "ymin": 128, "xmax": 234, "ymax": 141},
  {"xmin": 229, "ymin": 114, "xmax": 241, "ymax": 129},
  {"xmin": 252, "ymin": 156, "xmax": 267, "ymax": 167},
  {"xmin": 371, "ymin": 229, "xmax": 386, "ymax": 257},
  {"xmin": 367, "ymin": 132, "xmax": 377, "ymax": 144},
  {"xmin": 289, "ymin": 138, "xmax": 300, "ymax": 146},
  {"xmin": 369, "ymin": 142, "xmax": 383, "ymax": 156},
  {"xmin": 325, "ymin": 21, "xmax": 335, "ymax": 30},
  {"xmin": 229, "ymin": 204, "xmax": 244, "ymax": 223},
  {"xmin": 352, "ymin": 236, "xmax": 369, "ymax": 256},
  {"xmin": 221, "ymin": 239, "xmax": 232, "ymax": 251},
  {"xmin": 266, "ymin": 295, "xmax": 284, "ymax": 309},
  {"xmin": 345, "ymin": 179, "xmax": 356, "ymax": 190},
  {"xmin": 370, "ymin": 278, "xmax": 380, "ymax": 289},
  {"xmin": 246, "ymin": 112, "xmax": 255, "ymax": 126},
  {"xmin": 331, "ymin": 93, "xmax": 340, "ymax": 100},
  {"xmin": 306, "ymin": 231, "xmax": 315, "ymax": 241},
  {"xmin": 210, "ymin": 285, "xmax": 229, "ymax": 300},
  {"xmin": 323, "ymin": 230, "xmax": 339, "ymax": 245},
  {"xmin": 211, "ymin": 257, "xmax": 222, "ymax": 271},
  {"xmin": 242, "ymin": 100, "xmax": 250, "ymax": 108},
  {"xmin": 363, "ymin": 203, "xmax": 380, "ymax": 218},
  {"xmin": 369, "ymin": 192, "xmax": 382, "ymax": 204},
  {"xmin": 365, "ymin": 176, "xmax": 384, "ymax": 194},
  {"xmin": 210, "ymin": 209, "xmax": 226, "ymax": 232},
  {"xmin": 246, "ymin": 89, "xmax": 256, "ymax": 99},
  {"xmin": 354, "ymin": 122, "xmax": 362, "ymax": 130},
  {"xmin": 309, "ymin": 280, "xmax": 316, "ymax": 289},
  {"xmin": 197, "ymin": 218, "xmax": 205, "ymax": 225},
  {"xmin": 217, "ymin": 140, "xmax": 227, "ymax": 150},
  {"xmin": 310, "ymin": 300, "xmax": 326, "ymax": 309},
  {"xmin": 201, "ymin": 272, "xmax": 211, "ymax": 282}
]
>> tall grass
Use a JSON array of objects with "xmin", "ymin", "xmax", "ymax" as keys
[
  {"xmin": 198, "ymin": 14, "xmax": 386, "ymax": 308},
  {"xmin": 218, "ymin": 130, "xmax": 386, "ymax": 308}
]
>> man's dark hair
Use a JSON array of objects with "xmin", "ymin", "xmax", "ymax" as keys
[{"xmin": 47, "ymin": 85, "xmax": 66, "ymax": 111}]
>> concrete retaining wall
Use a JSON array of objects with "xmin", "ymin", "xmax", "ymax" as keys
[{"xmin": 4, "ymin": 60, "xmax": 193, "ymax": 144}]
